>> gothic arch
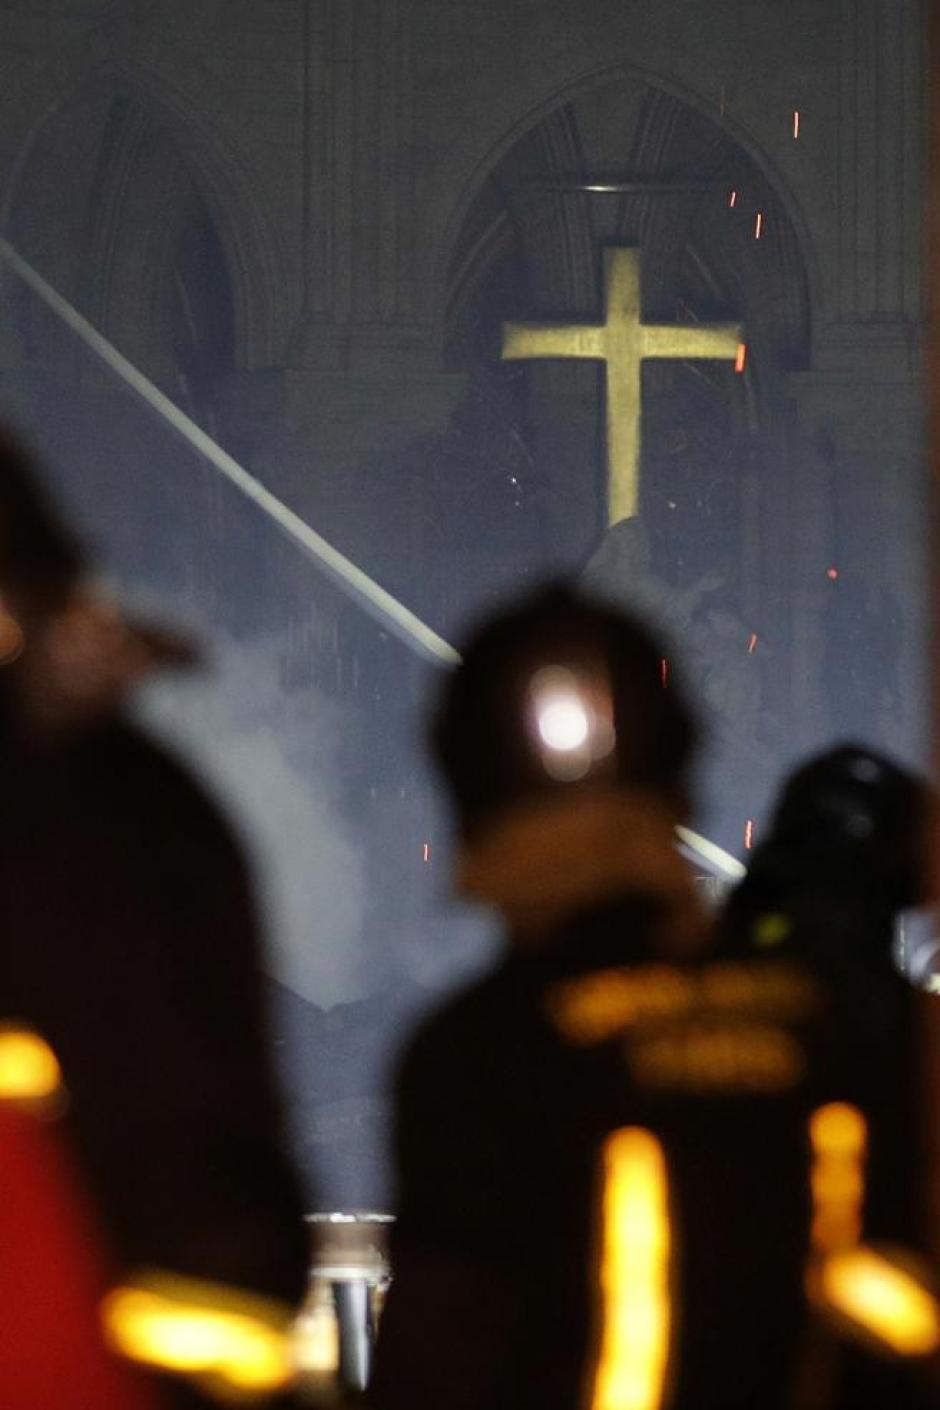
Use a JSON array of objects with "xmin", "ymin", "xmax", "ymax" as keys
[
  {"xmin": 1, "ymin": 45, "xmax": 285, "ymax": 369},
  {"xmin": 441, "ymin": 73, "xmax": 813, "ymax": 422},
  {"xmin": 432, "ymin": 65, "xmax": 821, "ymax": 688},
  {"xmin": 435, "ymin": 59, "xmax": 822, "ymax": 348}
]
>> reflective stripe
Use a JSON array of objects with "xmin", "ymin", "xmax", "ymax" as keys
[
  {"xmin": 0, "ymin": 1027, "xmax": 63, "ymax": 1106},
  {"xmin": 807, "ymin": 1103, "xmax": 940, "ymax": 1358},
  {"xmin": 808, "ymin": 1103, "xmax": 867, "ymax": 1255},
  {"xmin": 102, "ymin": 1272, "xmax": 294, "ymax": 1397},
  {"xmin": 817, "ymin": 1247, "xmax": 940, "ymax": 1358},
  {"xmin": 590, "ymin": 1128, "xmax": 671, "ymax": 1410}
]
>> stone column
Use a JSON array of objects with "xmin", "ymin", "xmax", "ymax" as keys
[
  {"xmin": 291, "ymin": 1, "xmax": 462, "ymax": 429},
  {"xmin": 783, "ymin": 0, "xmax": 928, "ymax": 757},
  {"xmin": 287, "ymin": 0, "xmax": 467, "ymax": 566}
]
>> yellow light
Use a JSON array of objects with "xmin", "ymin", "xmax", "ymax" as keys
[
  {"xmin": 103, "ymin": 1274, "xmax": 294, "ymax": 1397},
  {"xmin": 753, "ymin": 912, "xmax": 791, "ymax": 948},
  {"xmin": 808, "ymin": 1102, "xmax": 867, "ymax": 1254},
  {"xmin": 0, "ymin": 1027, "xmax": 63, "ymax": 1104},
  {"xmin": 546, "ymin": 966, "xmax": 693, "ymax": 1045},
  {"xmin": 591, "ymin": 1128, "xmax": 671, "ymax": 1410},
  {"xmin": 810, "ymin": 1103, "xmax": 867, "ymax": 1155},
  {"xmin": 294, "ymin": 1283, "xmax": 340, "ymax": 1377},
  {"xmin": 818, "ymin": 1248, "xmax": 940, "ymax": 1357},
  {"xmin": 631, "ymin": 1022, "xmax": 802, "ymax": 1092}
]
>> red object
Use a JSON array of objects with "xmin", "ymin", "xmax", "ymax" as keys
[
  {"xmin": 827, "ymin": 567, "xmax": 840, "ymax": 581},
  {"xmin": 0, "ymin": 1103, "xmax": 160, "ymax": 1410}
]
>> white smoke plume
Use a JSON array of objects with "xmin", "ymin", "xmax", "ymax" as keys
[{"xmin": 134, "ymin": 628, "xmax": 367, "ymax": 1008}]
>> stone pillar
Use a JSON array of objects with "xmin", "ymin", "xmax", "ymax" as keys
[
  {"xmin": 781, "ymin": 0, "xmax": 928, "ymax": 758},
  {"xmin": 831, "ymin": 0, "xmax": 925, "ymax": 330},
  {"xmin": 289, "ymin": 1, "xmax": 458, "ymax": 452}
]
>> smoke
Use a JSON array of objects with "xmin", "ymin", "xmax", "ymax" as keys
[{"xmin": 134, "ymin": 627, "xmax": 368, "ymax": 1008}]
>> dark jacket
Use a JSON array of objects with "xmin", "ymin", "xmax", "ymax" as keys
[
  {"xmin": 720, "ymin": 867, "xmax": 933, "ymax": 1410},
  {"xmin": 372, "ymin": 895, "xmax": 826, "ymax": 1410},
  {"xmin": 0, "ymin": 716, "xmax": 309, "ymax": 1400}
]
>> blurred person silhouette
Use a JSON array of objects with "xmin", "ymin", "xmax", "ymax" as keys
[
  {"xmin": 0, "ymin": 428, "xmax": 309, "ymax": 1407},
  {"xmin": 370, "ymin": 585, "xmax": 864, "ymax": 1410},
  {"xmin": 719, "ymin": 744, "xmax": 938, "ymax": 1409}
]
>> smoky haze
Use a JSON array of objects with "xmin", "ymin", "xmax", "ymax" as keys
[
  {"xmin": 136, "ymin": 629, "xmax": 368, "ymax": 1009},
  {"xmin": 133, "ymin": 621, "xmax": 500, "ymax": 1210}
]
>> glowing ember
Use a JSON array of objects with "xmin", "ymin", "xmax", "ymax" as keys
[
  {"xmin": 793, "ymin": 110, "xmax": 801, "ymax": 139},
  {"xmin": 660, "ymin": 658, "xmax": 669, "ymax": 689},
  {"xmin": 754, "ymin": 212, "xmax": 763, "ymax": 240},
  {"xmin": 735, "ymin": 343, "xmax": 747, "ymax": 374},
  {"xmin": 747, "ymin": 633, "xmax": 758, "ymax": 654},
  {"xmin": 826, "ymin": 567, "xmax": 839, "ymax": 581},
  {"xmin": 728, "ymin": 189, "xmax": 738, "ymax": 208},
  {"xmin": 422, "ymin": 842, "xmax": 431, "ymax": 863},
  {"xmin": 744, "ymin": 819, "xmax": 755, "ymax": 850}
]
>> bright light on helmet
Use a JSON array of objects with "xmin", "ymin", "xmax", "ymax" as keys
[
  {"xmin": 537, "ymin": 694, "xmax": 590, "ymax": 752},
  {"xmin": 529, "ymin": 666, "xmax": 615, "ymax": 782}
]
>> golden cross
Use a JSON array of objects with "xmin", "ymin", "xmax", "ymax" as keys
[{"xmin": 502, "ymin": 247, "xmax": 743, "ymax": 524}]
